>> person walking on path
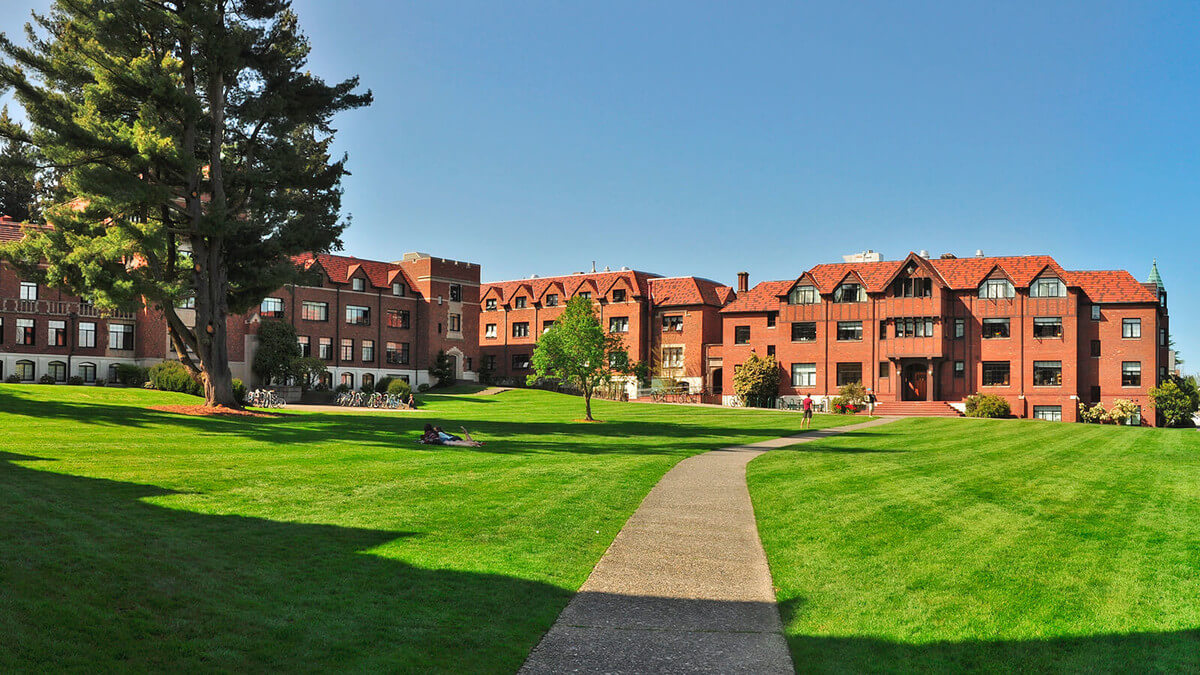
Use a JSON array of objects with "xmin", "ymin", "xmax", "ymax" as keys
[
  {"xmin": 867, "ymin": 389, "xmax": 877, "ymax": 415},
  {"xmin": 801, "ymin": 393, "xmax": 814, "ymax": 429}
]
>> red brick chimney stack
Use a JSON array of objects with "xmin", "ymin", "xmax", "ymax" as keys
[{"xmin": 736, "ymin": 271, "xmax": 749, "ymax": 293}]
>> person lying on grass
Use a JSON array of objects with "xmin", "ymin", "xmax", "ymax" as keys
[{"xmin": 419, "ymin": 423, "xmax": 484, "ymax": 447}]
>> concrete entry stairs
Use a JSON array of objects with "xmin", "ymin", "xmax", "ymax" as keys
[{"xmin": 872, "ymin": 400, "xmax": 963, "ymax": 417}]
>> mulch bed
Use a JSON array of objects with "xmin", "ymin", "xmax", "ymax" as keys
[{"xmin": 149, "ymin": 404, "xmax": 280, "ymax": 418}]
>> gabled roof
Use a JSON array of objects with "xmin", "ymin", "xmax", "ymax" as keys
[
  {"xmin": 1067, "ymin": 270, "xmax": 1158, "ymax": 304},
  {"xmin": 928, "ymin": 255, "xmax": 1067, "ymax": 289},
  {"xmin": 648, "ymin": 276, "xmax": 736, "ymax": 307},
  {"xmin": 481, "ymin": 270, "xmax": 660, "ymax": 305},
  {"xmin": 293, "ymin": 253, "xmax": 418, "ymax": 292},
  {"xmin": 805, "ymin": 260, "xmax": 905, "ymax": 293},
  {"xmin": 720, "ymin": 280, "xmax": 793, "ymax": 313}
]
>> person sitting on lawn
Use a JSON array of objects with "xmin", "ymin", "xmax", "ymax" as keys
[{"xmin": 418, "ymin": 423, "xmax": 483, "ymax": 447}]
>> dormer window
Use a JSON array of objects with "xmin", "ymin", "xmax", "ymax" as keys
[
  {"xmin": 392, "ymin": 282, "xmax": 405, "ymax": 296},
  {"xmin": 485, "ymin": 298, "xmax": 497, "ymax": 311},
  {"xmin": 787, "ymin": 285, "xmax": 819, "ymax": 305},
  {"xmin": 1030, "ymin": 276, "xmax": 1066, "ymax": 298},
  {"xmin": 894, "ymin": 278, "xmax": 932, "ymax": 298},
  {"xmin": 351, "ymin": 277, "xmax": 365, "ymax": 292},
  {"xmin": 979, "ymin": 278, "xmax": 1014, "ymax": 299},
  {"xmin": 579, "ymin": 292, "xmax": 591, "ymax": 300},
  {"xmin": 832, "ymin": 283, "xmax": 865, "ymax": 303},
  {"xmin": 612, "ymin": 289, "xmax": 626, "ymax": 302},
  {"xmin": 545, "ymin": 294, "xmax": 559, "ymax": 307},
  {"xmin": 513, "ymin": 296, "xmax": 527, "ymax": 309}
]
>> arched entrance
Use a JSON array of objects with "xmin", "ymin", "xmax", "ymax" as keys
[{"xmin": 902, "ymin": 362, "xmax": 927, "ymax": 401}]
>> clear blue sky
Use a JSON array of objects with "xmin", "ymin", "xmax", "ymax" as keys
[{"xmin": 3, "ymin": 1, "xmax": 1197, "ymax": 368}]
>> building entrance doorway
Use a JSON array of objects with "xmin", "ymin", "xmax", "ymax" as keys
[
  {"xmin": 902, "ymin": 363, "xmax": 927, "ymax": 401},
  {"xmin": 711, "ymin": 368, "xmax": 723, "ymax": 395}
]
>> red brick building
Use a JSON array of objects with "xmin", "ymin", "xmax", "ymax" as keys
[
  {"xmin": 720, "ymin": 252, "xmax": 1170, "ymax": 424},
  {"xmin": 478, "ymin": 269, "xmax": 733, "ymax": 396}
]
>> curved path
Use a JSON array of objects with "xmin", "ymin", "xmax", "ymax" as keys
[{"xmin": 520, "ymin": 417, "xmax": 897, "ymax": 674}]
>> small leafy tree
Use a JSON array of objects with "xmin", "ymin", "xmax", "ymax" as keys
[
  {"xmin": 252, "ymin": 320, "xmax": 301, "ymax": 385},
  {"xmin": 528, "ymin": 296, "xmax": 633, "ymax": 421},
  {"xmin": 429, "ymin": 350, "xmax": 455, "ymax": 388},
  {"xmin": 732, "ymin": 352, "xmax": 781, "ymax": 406},
  {"xmin": 1150, "ymin": 379, "xmax": 1198, "ymax": 427},
  {"xmin": 290, "ymin": 357, "xmax": 327, "ymax": 392}
]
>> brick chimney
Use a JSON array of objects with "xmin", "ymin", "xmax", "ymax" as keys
[{"xmin": 737, "ymin": 271, "xmax": 749, "ymax": 293}]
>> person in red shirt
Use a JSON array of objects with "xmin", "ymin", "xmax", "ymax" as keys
[{"xmin": 801, "ymin": 394, "xmax": 814, "ymax": 429}]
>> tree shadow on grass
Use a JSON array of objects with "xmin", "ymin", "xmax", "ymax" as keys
[
  {"xmin": 0, "ymin": 388, "xmax": 813, "ymax": 456},
  {"xmin": 0, "ymin": 451, "xmax": 571, "ymax": 672}
]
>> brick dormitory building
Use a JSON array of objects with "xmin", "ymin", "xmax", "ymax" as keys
[{"xmin": 0, "ymin": 215, "xmax": 1174, "ymax": 424}]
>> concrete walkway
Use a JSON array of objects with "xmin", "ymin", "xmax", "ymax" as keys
[{"xmin": 520, "ymin": 417, "xmax": 897, "ymax": 674}]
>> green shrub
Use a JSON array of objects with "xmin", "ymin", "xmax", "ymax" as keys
[
  {"xmin": 830, "ymin": 395, "xmax": 860, "ymax": 414},
  {"xmin": 837, "ymin": 381, "xmax": 868, "ymax": 406},
  {"xmin": 387, "ymin": 378, "xmax": 412, "ymax": 398},
  {"xmin": 114, "ymin": 363, "xmax": 149, "ymax": 387},
  {"xmin": 94, "ymin": 378, "xmax": 107, "ymax": 387},
  {"xmin": 732, "ymin": 352, "xmax": 781, "ymax": 405},
  {"xmin": 39, "ymin": 374, "xmax": 56, "ymax": 384},
  {"xmin": 964, "ymin": 393, "xmax": 1010, "ymax": 418},
  {"xmin": 4, "ymin": 374, "xmax": 19, "ymax": 384},
  {"xmin": 68, "ymin": 375, "xmax": 85, "ymax": 386},
  {"xmin": 417, "ymin": 383, "xmax": 430, "ymax": 393},
  {"xmin": 1150, "ymin": 380, "xmax": 1198, "ymax": 427},
  {"xmin": 1108, "ymin": 399, "xmax": 1141, "ymax": 425},
  {"xmin": 335, "ymin": 383, "xmax": 350, "ymax": 394},
  {"xmin": 1078, "ymin": 402, "xmax": 1107, "ymax": 423},
  {"xmin": 148, "ymin": 361, "xmax": 202, "ymax": 396},
  {"xmin": 232, "ymin": 378, "xmax": 247, "ymax": 406}
]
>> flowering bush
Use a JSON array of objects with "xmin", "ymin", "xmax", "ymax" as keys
[
  {"xmin": 1078, "ymin": 399, "xmax": 1143, "ymax": 425},
  {"xmin": 830, "ymin": 395, "xmax": 861, "ymax": 414},
  {"xmin": 1078, "ymin": 402, "xmax": 1108, "ymax": 424}
]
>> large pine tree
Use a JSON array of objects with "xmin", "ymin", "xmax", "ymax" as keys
[{"xmin": 0, "ymin": 0, "xmax": 370, "ymax": 406}]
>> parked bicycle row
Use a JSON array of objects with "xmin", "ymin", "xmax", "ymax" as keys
[{"xmin": 335, "ymin": 391, "xmax": 414, "ymax": 409}]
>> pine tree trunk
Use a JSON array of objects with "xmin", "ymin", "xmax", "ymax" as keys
[
  {"xmin": 584, "ymin": 391, "xmax": 593, "ymax": 421},
  {"xmin": 191, "ymin": 237, "xmax": 238, "ymax": 408}
]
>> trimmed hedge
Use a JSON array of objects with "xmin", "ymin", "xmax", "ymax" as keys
[
  {"xmin": 115, "ymin": 363, "xmax": 150, "ymax": 387},
  {"xmin": 964, "ymin": 393, "xmax": 1011, "ymax": 418},
  {"xmin": 148, "ymin": 361, "xmax": 202, "ymax": 397},
  {"xmin": 387, "ymin": 378, "xmax": 412, "ymax": 397}
]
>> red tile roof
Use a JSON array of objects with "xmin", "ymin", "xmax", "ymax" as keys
[
  {"xmin": 720, "ymin": 280, "xmax": 793, "ymax": 313},
  {"xmin": 648, "ymin": 276, "xmax": 735, "ymax": 307},
  {"xmin": 928, "ymin": 255, "xmax": 1065, "ymax": 289},
  {"xmin": 1066, "ymin": 270, "xmax": 1158, "ymax": 304},
  {"xmin": 294, "ymin": 253, "xmax": 415, "ymax": 291},
  {"xmin": 482, "ymin": 270, "xmax": 659, "ymax": 305},
  {"xmin": 0, "ymin": 217, "xmax": 51, "ymax": 243}
]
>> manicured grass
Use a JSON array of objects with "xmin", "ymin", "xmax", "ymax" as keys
[
  {"xmin": 0, "ymin": 384, "xmax": 852, "ymax": 672},
  {"xmin": 748, "ymin": 417, "xmax": 1200, "ymax": 672}
]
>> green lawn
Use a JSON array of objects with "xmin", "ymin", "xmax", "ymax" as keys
[
  {"xmin": 0, "ymin": 384, "xmax": 850, "ymax": 673},
  {"xmin": 748, "ymin": 417, "xmax": 1200, "ymax": 673}
]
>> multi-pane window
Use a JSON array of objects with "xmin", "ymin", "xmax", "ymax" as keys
[
  {"xmin": 448, "ymin": 313, "xmax": 462, "ymax": 332},
  {"xmin": 1030, "ymin": 277, "xmax": 1067, "ymax": 298},
  {"xmin": 393, "ymin": 282, "xmax": 406, "ymax": 297},
  {"xmin": 953, "ymin": 318, "xmax": 965, "ymax": 338},
  {"xmin": 734, "ymin": 326, "xmax": 751, "ymax": 344},
  {"xmin": 1033, "ymin": 361, "xmax": 1062, "ymax": 386},
  {"xmin": 609, "ymin": 317, "xmax": 628, "ymax": 333},
  {"xmin": 545, "ymin": 294, "xmax": 559, "ymax": 307},
  {"xmin": 663, "ymin": 315, "xmax": 683, "ymax": 332},
  {"xmin": 982, "ymin": 361, "xmax": 1010, "ymax": 386},
  {"xmin": 341, "ymin": 372, "xmax": 355, "ymax": 388},
  {"xmin": 578, "ymin": 292, "xmax": 591, "ymax": 300},
  {"xmin": 612, "ymin": 289, "xmax": 626, "ymax": 302},
  {"xmin": 766, "ymin": 345, "xmax": 775, "ymax": 357},
  {"xmin": 109, "ymin": 323, "xmax": 134, "ymax": 351},
  {"xmin": 449, "ymin": 284, "xmax": 462, "ymax": 302},
  {"xmin": 1089, "ymin": 385, "xmax": 1101, "ymax": 402},
  {"xmin": 1122, "ymin": 318, "xmax": 1141, "ymax": 338},
  {"xmin": 1033, "ymin": 406, "xmax": 1062, "ymax": 421},
  {"xmin": 48, "ymin": 320, "xmax": 66, "ymax": 347},
  {"xmin": 1091, "ymin": 305, "xmax": 1101, "ymax": 321},
  {"xmin": 512, "ymin": 322, "xmax": 529, "ymax": 338},
  {"xmin": 662, "ymin": 347, "xmax": 684, "ymax": 368},
  {"xmin": 386, "ymin": 342, "xmax": 410, "ymax": 365},
  {"xmin": 301, "ymin": 301, "xmax": 328, "ymax": 321},
  {"xmin": 298, "ymin": 335, "xmax": 311, "ymax": 357},
  {"xmin": 836, "ymin": 321, "xmax": 863, "ymax": 341},
  {"xmin": 15, "ymin": 360, "xmax": 34, "ymax": 381},
  {"xmin": 482, "ymin": 355, "xmax": 496, "ymax": 371},
  {"xmin": 542, "ymin": 321, "xmax": 554, "ymax": 333},
  {"xmin": 361, "ymin": 340, "xmax": 375, "ymax": 362},
  {"xmin": 16, "ymin": 319, "xmax": 34, "ymax": 345},
  {"xmin": 894, "ymin": 277, "xmax": 932, "ymax": 297},
  {"xmin": 1033, "ymin": 317, "xmax": 1063, "ymax": 339},
  {"xmin": 387, "ymin": 309, "xmax": 410, "ymax": 329},
  {"xmin": 836, "ymin": 362, "xmax": 862, "ymax": 386},
  {"xmin": 318, "ymin": 337, "xmax": 333, "ymax": 360},
  {"xmin": 512, "ymin": 354, "xmax": 531, "ymax": 370},
  {"xmin": 894, "ymin": 318, "xmax": 934, "ymax": 338},
  {"xmin": 979, "ymin": 279, "xmax": 1014, "ymax": 299},
  {"xmin": 982, "ymin": 318, "xmax": 1010, "ymax": 339},
  {"xmin": 1122, "ymin": 362, "xmax": 1141, "ymax": 387},
  {"xmin": 766, "ymin": 313, "xmax": 777, "ymax": 328},
  {"xmin": 485, "ymin": 298, "xmax": 497, "ymax": 310},
  {"xmin": 78, "ymin": 321, "xmax": 95, "ymax": 348},
  {"xmin": 879, "ymin": 361, "xmax": 889, "ymax": 378},
  {"xmin": 19, "ymin": 281, "xmax": 37, "ymax": 301},
  {"xmin": 791, "ymin": 363, "xmax": 816, "ymax": 387},
  {"xmin": 1090, "ymin": 340, "xmax": 1100, "ymax": 357},
  {"xmin": 48, "ymin": 361, "xmax": 66, "ymax": 382},
  {"xmin": 485, "ymin": 323, "xmax": 497, "ymax": 338},
  {"xmin": 260, "ymin": 297, "xmax": 284, "ymax": 318},
  {"xmin": 879, "ymin": 320, "xmax": 887, "ymax": 339},
  {"xmin": 79, "ymin": 363, "xmax": 96, "ymax": 383},
  {"xmin": 340, "ymin": 339, "xmax": 354, "ymax": 361},
  {"xmin": 954, "ymin": 361, "xmax": 965, "ymax": 378},
  {"xmin": 513, "ymin": 296, "xmax": 527, "ymax": 309},
  {"xmin": 1160, "ymin": 328, "xmax": 1167, "ymax": 346},
  {"xmin": 791, "ymin": 322, "xmax": 816, "ymax": 342},
  {"xmin": 178, "ymin": 296, "xmax": 196, "ymax": 309},
  {"xmin": 787, "ymin": 285, "xmax": 819, "ymax": 305},
  {"xmin": 362, "ymin": 374, "xmax": 375, "ymax": 391},
  {"xmin": 346, "ymin": 306, "xmax": 370, "ymax": 326},
  {"xmin": 351, "ymin": 277, "xmax": 365, "ymax": 292},
  {"xmin": 832, "ymin": 283, "xmax": 866, "ymax": 303}
]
